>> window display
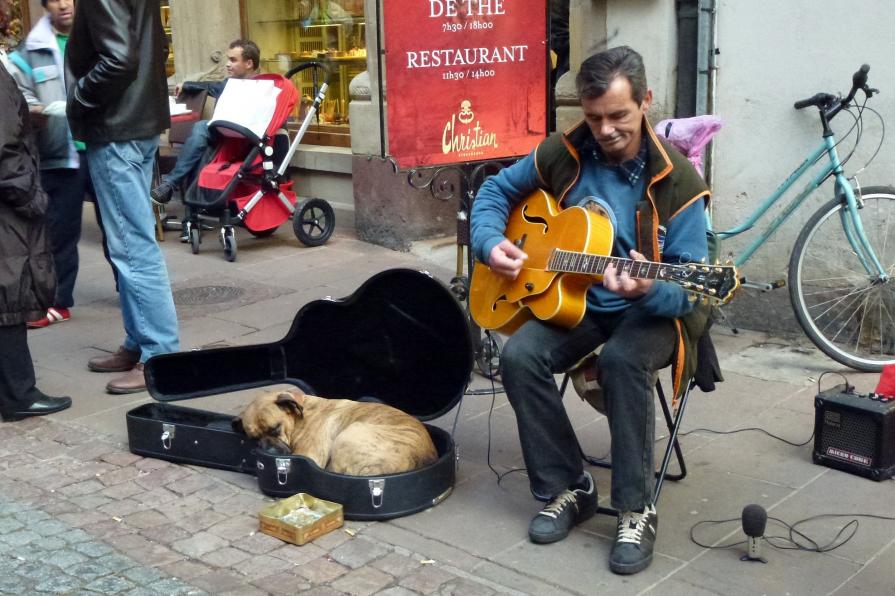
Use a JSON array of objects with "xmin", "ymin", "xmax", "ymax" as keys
[{"xmin": 242, "ymin": 0, "xmax": 366, "ymax": 147}]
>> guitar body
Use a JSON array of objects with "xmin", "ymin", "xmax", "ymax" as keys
[{"xmin": 470, "ymin": 190, "xmax": 615, "ymax": 334}]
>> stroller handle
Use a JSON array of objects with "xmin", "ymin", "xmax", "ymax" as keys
[{"xmin": 284, "ymin": 61, "xmax": 332, "ymax": 87}]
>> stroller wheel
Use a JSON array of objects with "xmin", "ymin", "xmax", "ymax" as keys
[
  {"xmin": 221, "ymin": 227, "xmax": 237, "ymax": 262},
  {"xmin": 294, "ymin": 198, "xmax": 335, "ymax": 247},
  {"xmin": 188, "ymin": 223, "xmax": 201, "ymax": 254}
]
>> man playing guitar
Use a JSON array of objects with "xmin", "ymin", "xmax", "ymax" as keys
[{"xmin": 470, "ymin": 46, "xmax": 711, "ymax": 575}]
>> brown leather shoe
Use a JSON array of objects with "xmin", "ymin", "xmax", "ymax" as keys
[
  {"xmin": 106, "ymin": 363, "xmax": 146, "ymax": 395},
  {"xmin": 88, "ymin": 346, "xmax": 140, "ymax": 373}
]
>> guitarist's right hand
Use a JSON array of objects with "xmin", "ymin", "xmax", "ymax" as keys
[{"xmin": 488, "ymin": 239, "xmax": 529, "ymax": 279}]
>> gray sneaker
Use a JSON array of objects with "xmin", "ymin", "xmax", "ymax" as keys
[
  {"xmin": 528, "ymin": 472, "xmax": 597, "ymax": 544},
  {"xmin": 150, "ymin": 180, "xmax": 175, "ymax": 205},
  {"xmin": 609, "ymin": 504, "xmax": 657, "ymax": 575}
]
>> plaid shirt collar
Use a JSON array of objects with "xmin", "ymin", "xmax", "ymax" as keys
[{"xmin": 589, "ymin": 136, "xmax": 648, "ymax": 187}]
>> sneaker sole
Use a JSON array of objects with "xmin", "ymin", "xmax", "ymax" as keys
[
  {"xmin": 609, "ymin": 553, "xmax": 653, "ymax": 575},
  {"xmin": 528, "ymin": 504, "xmax": 597, "ymax": 544}
]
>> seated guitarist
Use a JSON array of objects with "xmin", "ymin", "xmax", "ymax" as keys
[{"xmin": 470, "ymin": 46, "xmax": 710, "ymax": 575}]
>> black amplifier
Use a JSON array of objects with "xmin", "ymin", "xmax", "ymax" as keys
[{"xmin": 813, "ymin": 384, "xmax": 895, "ymax": 481}]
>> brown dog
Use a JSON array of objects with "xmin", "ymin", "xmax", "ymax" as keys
[{"xmin": 233, "ymin": 390, "xmax": 438, "ymax": 476}]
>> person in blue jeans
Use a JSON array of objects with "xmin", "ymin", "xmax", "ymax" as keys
[
  {"xmin": 471, "ymin": 46, "xmax": 712, "ymax": 575},
  {"xmin": 150, "ymin": 39, "xmax": 260, "ymax": 206},
  {"xmin": 66, "ymin": 0, "xmax": 179, "ymax": 394}
]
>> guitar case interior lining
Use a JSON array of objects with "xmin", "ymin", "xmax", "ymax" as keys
[{"xmin": 127, "ymin": 269, "xmax": 473, "ymax": 520}]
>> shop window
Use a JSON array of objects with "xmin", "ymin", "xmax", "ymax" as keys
[
  {"xmin": 241, "ymin": 0, "xmax": 366, "ymax": 147},
  {"xmin": 161, "ymin": 1, "xmax": 174, "ymax": 77}
]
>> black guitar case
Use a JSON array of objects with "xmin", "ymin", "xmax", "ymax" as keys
[{"xmin": 127, "ymin": 268, "xmax": 473, "ymax": 520}]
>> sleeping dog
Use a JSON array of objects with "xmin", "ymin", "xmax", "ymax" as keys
[{"xmin": 233, "ymin": 390, "xmax": 438, "ymax": 476}]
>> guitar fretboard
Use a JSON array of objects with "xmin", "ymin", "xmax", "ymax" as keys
[{"xmin": 548, "ymin": 249, "xmax": 669, "ymax": 279}]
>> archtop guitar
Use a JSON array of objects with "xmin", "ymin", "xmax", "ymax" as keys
[{"xmin": 469, "ymin": 190, "xmax": 739, "ymax": 334}]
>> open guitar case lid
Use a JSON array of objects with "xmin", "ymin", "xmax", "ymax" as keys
[{"xmin": 126, "ymin": 268, "xmax": 474, "ymax": 520}]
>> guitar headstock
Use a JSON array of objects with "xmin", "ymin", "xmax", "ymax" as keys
[{"xmin": 665, "ymin": 261, "xmax": 740, "ymax": 305}]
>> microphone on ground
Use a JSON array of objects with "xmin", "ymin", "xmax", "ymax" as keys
[{"xmin": 741, "ymin": 504, "xmax": 768, "ymax": 563}]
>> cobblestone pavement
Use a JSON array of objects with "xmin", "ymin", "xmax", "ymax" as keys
[{"xmin": 0, "ymin": 417, "xmax": 510, "ymax": 595}]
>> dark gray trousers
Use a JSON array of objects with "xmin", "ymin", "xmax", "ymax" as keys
[
  {"xmin": 501, "ymin": 307, "xmax": 675, "ymax": 511},
  {"xmin": 0, "ymin": 325, "xmax": 40, "ymax": 418}
]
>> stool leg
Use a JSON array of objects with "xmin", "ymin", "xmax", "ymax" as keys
[{"xmin": 653, "ymin": 382, "xmax": 692, "ymax": 503}]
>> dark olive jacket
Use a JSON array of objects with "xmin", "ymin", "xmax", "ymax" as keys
[
  {"xmin": 535, "ymin": 119, "xmax": 712, "ymax": 402},
  {"xmin": 0, "ymin": 64, "xmax": 55, "ymax": 326},
  {"xmin": 65, "ymin": 0, "xmax": 170, "ymax": 143}
]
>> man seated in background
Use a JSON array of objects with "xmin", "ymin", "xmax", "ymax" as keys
[{"xmin": 150, "ymin": 38, "xmax": 260, "ymax": 205}]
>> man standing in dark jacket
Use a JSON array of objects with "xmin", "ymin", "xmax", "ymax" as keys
[
  {"xmin": 0, "ymin": 0, "xmax": 72, "ymax": 421},
  {"xmin": 66, "ymin": 0, "xmax": 180, "ymax": 394}
]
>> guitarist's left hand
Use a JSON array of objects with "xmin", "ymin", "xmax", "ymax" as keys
[{"xmin": 603, "ymin": 249, "xmax": 654, "ymax": 299}]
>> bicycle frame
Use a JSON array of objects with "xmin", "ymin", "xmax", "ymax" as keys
[{"xmin": 713, "ymin": 135, "xmax": 888, "ymax": 279}]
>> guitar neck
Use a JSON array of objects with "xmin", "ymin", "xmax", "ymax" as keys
[{"xmin": 548, "ymin": 249, "xmax": 668, "ymax": 280}]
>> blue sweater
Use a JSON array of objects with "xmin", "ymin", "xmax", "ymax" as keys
[{"xmin": 471, "ymin": 149, "xmax": 708, "ymax": 319}]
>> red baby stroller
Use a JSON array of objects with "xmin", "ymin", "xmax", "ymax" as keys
[{"xmin": 184, "ymin": 63, "xmax": 335, "ymax": 261}]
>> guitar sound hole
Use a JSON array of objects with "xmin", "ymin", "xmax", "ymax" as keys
[
  {"xmin": 521, "ymin": 205, "xmax": 549, "ymax": 233},
  {"xmin": 492, "ymin": 294, "xmax": 508, "ymax": 311}
]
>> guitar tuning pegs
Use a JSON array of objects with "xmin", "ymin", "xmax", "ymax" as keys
[
  {"xmin": 700, "ymin": 256, "xmax": 707, "ymax": 264},
  {"xmin": 701, "ymin": 296, "xmax": 710, "ymax": 305},
  {"xmin": 687, "ymin": 292, "xmax": 698, "ymax": 303},
  {"xmin": 708, "ymin": 288, "xmax": 717, "ymax": 295}
]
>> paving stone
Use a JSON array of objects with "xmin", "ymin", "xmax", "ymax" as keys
[
  {"xmin": 98, "ymin": 497, "xmax": 148, "ymax": 517},
  {"xmin": 135, "ymin": 466, "xmax": 192, "ymax": 490},
  {"xmin": 135, "ymin": 458, "xmax": 170, "ymax": 472},
  {"xmin": 125, "ymin": 508, "xmax": 171, "ymax": 530},
  {"xmin": 102, "ymin": 479, "xmax": 147, "ymax": 499},
  {"xmin": 166, "ymin": 472, "xmax": 217, "ymax": 496},
  {"xmin": 372, "ymin": 552, "xmax": 424, "ymax": 578},
  {"xmin": 231, "ymin": 529, "xmax": 284, "ymax": 554},
  {"xmin": 61, "ymin": 527, "xmax": 91, "ymax": 544},
  {"xmin": 56, "ymin": 509, "xmax": 106, "ymax": 528},
  {"xmin": 293, "ymin": 555, "xmax": 351, "ymax": 583},
  {"xmin": 96, "ymin": 552, "xmax": 138, "ymax": 574},
  {"xmin": 437, "ymin": 577, "xmax": 496, "ymax": 596},
  {"xmin": 0, "ymin": 517, "xmax": 24, "ymax": 534},
  {"xmin": 232, "ymin": 553, "xmax": 295, "ymax": 579},
  {"xmin": 191, "ymin": 569, "xmax": 254, "ymax": 593},
  {"xmin": 218, "ymin": 587, "xmax": 269, "ymax": 596},
  {"xmin": 195, "ymin": 481, "xmax": 238, "ymax": 504},
  {"xmin": 31, "ymin": 535, "xmax": 67, "ymax": 550},
  {"xmin": 98, "ymin": 465, "xmax": 145, "ymax": 486},
  {"xmin": 330, "ymin": 565, "xmax": 394, "ymax": 596},
  {"xmin": 330, "ymin": 537, "xmax": 391, "ymax": 569},
  {"xmin": 201, "ymin": 546, "xmax": 252, "ymax": 567},
  {"xmin": 0, "ymin": 529, "xmax": 41, "ymax": 546},
  {"xmin": 171, "ymin": 531, "xmax": 230, "ymax": 558},
  {"xmin": 207, "ymin": 515, "xmax": 258, "ymax": 540},
  {"xmin": 161, "ymin": 495, "xmax": 214, "ymax": 522},
  {"xmin": 146, "ymin": 577, "xmax": 206, "ymax": 595},
  {"xmin": 69, "ymin": 493, "xmax": 113, "ymax": 510},
  {"xmin": 213, "ymin": 492, "xmax": 267, "ymax": 517},
  {"xmin": 176, "ymin": 508, "xmax": 228, "ymax": 533},
  {"xmin": 267, "ymin": 542, "xmax": 326, "ymax": 566},
  {"xmin": 12, "ymin": 508, "xmax": 50, "ymax": 523},
  {"xmin": 43, "ymin": 548, "xmax": 88, "ymax": 567},
  {"xmin": 132, "ymin": 486, "xmax": 179, "ymax": 506},
  {"xmin": 30, "ymin": 518, "xmax": 69, "ymax": 537},
  {"xmin": 100, "ymin": 451, "xmax": 144, "ymax": 467},
  {"xmin": 82, "ymin": 519, "xmax": 134, "ymax": 539},
  {"xmin": 249, "ymin": 571, "xmax": 312, "ymax": 596},
  {"xmin": 139, "ymin": 522, "xmax": 194, "ymax": 545},
  {"xmin": 121, "ymin": 564, "xmax": 168, "ymax": 584},
  {"xmin": 292, "ymin": 587, "xmax": 346, "ymax": 596},
  {"xmin": 84, "ymin": 574, "xmax": 137, "ymax": 593},
  {"xmin": 376, "ymin": 587, "xmax": 420, "ymax": 596},
  {"xmin": 34, "ymin": 573, "xmax": 82, "ymax": 593},
  {"xmin": 158, "ymin": 559, "xmax": 212, "ymax": 581},
  {"xmin": 398, "ymin": 566, "xmax": 458, "ymax": 594},
  {"xmin": 67, "ymin": 560, "xmax": 109, "ymax": 581},
  {"xmin": 73, "ymin": 539, "xmax": 115, "ymax": 558}
]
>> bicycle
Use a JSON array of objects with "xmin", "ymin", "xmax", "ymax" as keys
[{"xmin": 714, "ymin": 64, "xmax": 894, "ymax": 372}]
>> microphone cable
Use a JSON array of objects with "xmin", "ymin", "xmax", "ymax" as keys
[{"xmin": 690, "ymin": 512, "xmax": 895, "ymax": 554}]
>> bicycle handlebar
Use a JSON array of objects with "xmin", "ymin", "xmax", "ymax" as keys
[{"xmin": 793, "ymin": 64, "xmax": 873, "ymax": 113}]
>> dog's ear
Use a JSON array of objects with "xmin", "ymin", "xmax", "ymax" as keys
[
  {"xmin": 275, "ymin": 391, "xmax": 304, "ymax": 418},
  {"xmin": 231, "ymin": 416, "xmax": 245, "ymax": 434}
]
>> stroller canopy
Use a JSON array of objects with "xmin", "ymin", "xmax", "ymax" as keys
[{"xmin": 208, "ymin": 74, "xmax": 299, "ymax": 143}]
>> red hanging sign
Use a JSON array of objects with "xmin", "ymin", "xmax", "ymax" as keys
[{"xmin": 383, "ymin": 0, "xmax": 548, "ymax": 169}]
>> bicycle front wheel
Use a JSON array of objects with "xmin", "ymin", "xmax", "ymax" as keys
[{"xmin": 789, "ymin": 187, "xmax": 895, "ymax": 371}]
